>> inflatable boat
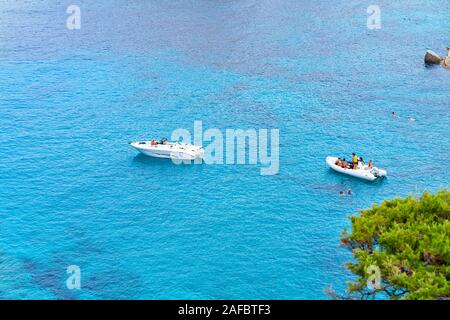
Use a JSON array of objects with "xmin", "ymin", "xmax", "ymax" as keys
[{"xmin": 326, "ymin": 156, "xmax": 387, "ymax": 181}]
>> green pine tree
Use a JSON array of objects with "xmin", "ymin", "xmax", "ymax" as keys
[{"xmin": 340, "ymin": 190, "xmax": 450, "ymax": 300}]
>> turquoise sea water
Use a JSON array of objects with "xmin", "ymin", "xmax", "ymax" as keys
[{"xmin": 0, "ymin": 1, "xmax": 449, "ymax": 299}]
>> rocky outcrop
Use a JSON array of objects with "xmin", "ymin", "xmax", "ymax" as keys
[{"xmin": 424, "ymin": 50, "xmax": 443, "ymax": 65}]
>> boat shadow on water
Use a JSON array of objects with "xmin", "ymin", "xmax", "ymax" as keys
[
  {"xmin": 131, "ymin": 153, "xmax": 204, "ymax": 169},
  {"xmin": 325, "ymin": 168, "xmax": 387, "ymax": 186},
  {"xmin": 132, "ymin": 153, "xmax": 173, "ymax": 166}
]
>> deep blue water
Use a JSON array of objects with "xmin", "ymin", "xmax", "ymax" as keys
[{"xmin": 0, "ymin": 0, "xmax": 449, "ymax": 299}]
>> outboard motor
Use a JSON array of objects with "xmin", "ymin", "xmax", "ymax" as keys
[{"xmin": 371, "ymin": 168, "xmax": 379, "ymax": 177}]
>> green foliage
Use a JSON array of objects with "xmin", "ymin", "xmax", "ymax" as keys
[{"xmin": 341, "ymin": 190, "xmax": 450, "ymax": 300}]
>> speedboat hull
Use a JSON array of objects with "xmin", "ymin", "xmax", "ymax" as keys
[
  {"xmin": 326, "ymin": 156, "xmax": 387, "ymax": 181},
  {"xmin": 130, "ymin": 141, "xmax": 204, "ymax": 161}
]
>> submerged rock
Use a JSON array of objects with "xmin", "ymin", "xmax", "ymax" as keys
[{"xmin": 424, "ymin": 50, "xmax": 443, "ymax": 65}]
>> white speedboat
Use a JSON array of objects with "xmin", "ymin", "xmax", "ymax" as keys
[
  {"xmin": 130, "ymin": 138, "xmax": 204, "ymax": 160},
  {"xmin": 326, "ymin": 156, "xmax": 387, "ymax": 181}
]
